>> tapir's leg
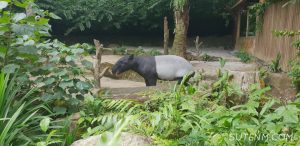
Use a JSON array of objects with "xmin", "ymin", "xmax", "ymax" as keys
[
  {"xmin": 145, "ymin": 78, "xmax": 157, "ymax": 86},
  {"xmin": 177, "ymin": 77, "xmax": 184, "ymax": 85},
  {"xmin": 145, "ymin": 79, "xmax": 150, "ymax": 86}
]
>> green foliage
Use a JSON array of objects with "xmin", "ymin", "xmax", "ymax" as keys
[
  {"xmin": 0, "ymin": 1, "xmax": 94, "ymax": 113},
  {"xmin": 273, "ymin": 30, "xmax": 300, "ymax": 93},
  {"xmin": 202, "ymin": 53, "xmax": 210, "ymax": 61},
  {"xmin": 219, "ymin": 57, "xmax": 226, "ymax": 68},
  {"xmin": 172, "ymin": 0, "xmax": 188, "ymax": 11},
  {"xmin": 113, "ymin": 47, "xmax": 127, "ymax": 55},
  {"xmin": 234, "ymin": 49, "xmax": 252, "ymax": 63},
  {"xmin": 131, "ymin": 47, "xmax": 161, "ymax": 56},
  {"xmin": 149, "ymin": 49, "xmax": 162, "ymax": 56},
  {"xmin": 0, "ymin": 71, "xmax": 52, "ymax": 145},
  {"xmin": 269, "ymin": 53, "xmax": 282, "ymax": 73},
  {"xmin": 132, "ymin": 47, "xmax": 146, "ymax": 56},
  {"xmin": 85, "ymin": 73, "xmax": 300, "ymax": 145},
  {"xmin": 38, "ymin": 0, "xmax": 169, "ymax": 34},
  {"xmin": 289, "ymin": 59, "xmax": 300, "ymax": 92}
]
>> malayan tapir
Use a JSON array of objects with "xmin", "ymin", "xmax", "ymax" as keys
[{"xmin": 111, "ymin": 54, "xmax": 195, "ymax": 86}]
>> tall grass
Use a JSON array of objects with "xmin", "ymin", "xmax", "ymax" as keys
[{"xmin": 0, "ymin": 71, "xmax": 52, "ymax": 145}]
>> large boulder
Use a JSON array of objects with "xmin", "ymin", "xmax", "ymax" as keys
[
  {"xmin": 265, "ymin": 73, "xmax": 297, "ymax": 101},
  {"xmin": 71, "ymin": 132, "xmax": 152, "ymax": 146},
  {"xmin": 191, "ymin": 61, "xmax": 259, "ymax": 90}
]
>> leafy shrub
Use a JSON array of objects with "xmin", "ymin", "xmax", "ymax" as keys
[
  {"xmin": 274, "ymin": 30, "xmax": 300, "ymax": 95},
  {"xmin": 132, "ymin": 47, "xmax": 146, "ymax": 56},
  {"xmin": 113, "ymin": 47, "xmax": 127, "ymax": 55},
  {"xmin": 0, "ymin": 71, "xmax": 52, "ymax": 145},
  {"xmin": 202, "ymin": 53, "xmax": 211, "ymax": 61},
  {"xmin": 0, "ymin": 2, "xmax": 94, "ymax": 114},
  {"xmin": 132, "ymin": 47, "xmax": 161, "ymax": 56},
  {"xmin": 289, "ymin": 59, "xmax": 300, "ymax": 93},
  {"xmin": 234, "ymin": 49, "xmax": 252, "ymax": 63},
  {"xmin": 149, "ymin": 49, "xmax": 161, "ymax": 56},
  {"xmin": 88, "ymin": 73, "xmax": 300, "ymax": 146},
  {"xmin": 269, "ymin": 53, "xmax": 282, "ymax": 73},
  {"xmin": 219, "ymin": 57, "xmax": 226, "ymax": 68}
]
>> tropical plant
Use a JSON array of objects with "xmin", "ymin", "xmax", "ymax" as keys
[
  {"xmin": 78, "ymin": 69, "xmax": 300, "ymax": 146},
  {"xmin": 113, "ymin": 47, "xmax": 127, "ymax": 55},
  {"xmin": 234, "ymin": 49, "xmax": 252, "ymax": 63},
  {"xmin": 0, "ymin": 1, "xmax": 95, "ymax": 113},
  {"xmin": 202, "ymin": 53, "xmax": 210, "ymax": 61},
  {"xmin": 38, "ymin": 0, "xmax": 170, "ymax": 35},
  {"xmin": 269, "ymin": 53, "xmax": 282, "ymax": 73},
  {"xmin": 219, "ymin": 57, "xmax": 226, "ymax": 68},
  {"xmin": 149, "ymin": 49, "xmax": 161, "ymax": 56},
  {"xmin": 0, "ymin": 71, "xmax": 52, "ymax": 146},
  {"xmin": 274, "ymin": 30, "xmax": 300, "ymax": 93}
]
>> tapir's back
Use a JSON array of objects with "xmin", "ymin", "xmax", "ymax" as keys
[{"xmin": 154, "ymin": 55, "xmax": 193, "ymax": 80}]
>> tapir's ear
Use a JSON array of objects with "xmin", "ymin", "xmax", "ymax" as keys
[{"xmin": 129, "ymin": 54, "xmax": 134, "ymax": 60}]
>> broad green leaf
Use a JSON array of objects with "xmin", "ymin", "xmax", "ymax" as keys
[
  {"xmin": 0, "ymin": 1, "xmax": 8, "ymax": 9},
  {"xmin": 76, "ymin": 81, "xmax": 92, "ymax": 90},
  {"xmin": 13, "ymin": 13, "xmax": 26, "ymax": 22},
  {"xmin": 81, "ymin": 60, "xmax": 93, "ymax": 69},
  {"xmin": 41, "ymin": 93, "xmax": 55, "ymax": 101},
  {"xmin": 53, "ymin": 107, "xmax": 66, "ymax": 114},
  {"xmin": 275, "ymin": 105, "xmax": 300, "ymax": 123},
  {"xmin": 0, "ymin": 47, "xmax": 7, "ymax": 54},
  {"xmin": 12, "ymin": 24, "xmax": 35, "ymax": 35},
  {"xmin": 37, "ymin": 142, "xmax": 47, "ymax": 146},
  {"xmin": 65, "ymin": 55, "xmax": 75, "ymax": 62},
  {"xmin": 260, "ymin": 99, "xmax": 276, "ymax": 116},
  {"xmin": 44, "ymin": 77, "xmax": 55, "ymax": 85},
  {"xmin": 49, "ymin": 12, "xmax": 61, "ymax": 19},
  {"xmin": 59, "ymin": 80, "xmax": 74, "ymax": 89},
  {"xmin": 24, "ymin": 40, "xmax": 35, "ymax": 46},
  {"xmin": 55, "ymin": 69, "xmax": 68, "ymax": 77},
  {"xmin": 40, "ymin": 117, "xmax": 51, "ymax": 132},
  {"xmin": 17, "ymin": 45, "xmax": 38, "ymax": 54},
  {"xmin": 4, "ymin": 64, "xmax": 20, "ymax": 73},
  {"xmin": 71, "ymin": 48, "xmax": 84, "ymax": 54}
]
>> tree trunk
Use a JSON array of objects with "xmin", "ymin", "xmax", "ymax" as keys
[
  {"xmin": 172, "ymin": 2, "xmax": 190, "ymax": 58},
  {"xmin": 94, "ymin": 39, "xmax": 104, "ymax": 88},
  {"xmin": 164, "ymin": 17, "xmax": 169, "ymax": 55}
]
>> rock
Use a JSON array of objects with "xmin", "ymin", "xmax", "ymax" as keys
[
  {"xmin": 265, "ymin": 73, "xmax": 297, "ymax": 101},
  {"xmin": 191, "ymin": 61, "xmax": 259, "ymax": 90},
  {"xmin": 71, "ymin": 132, "xmax": 152, "ymax": 146},
  {"xmin": 229, "ymin": 71, "xmax": 259, "ymax": 91}
]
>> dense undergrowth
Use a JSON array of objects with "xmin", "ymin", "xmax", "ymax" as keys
[{"xmin": 77, "ymin": 72, "xmax": 300, "ymax": 146}]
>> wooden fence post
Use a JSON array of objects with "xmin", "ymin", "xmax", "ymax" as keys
[
  {"xmin": 194, "ymin": 36, "xmax": 203, "ymax": 56},
  {"xmin": 93, "ymin": 39, "xmax": 109, "ymax": 88},
  {"xmin": 164, "ymin": 17, "xmax": 169, "ymax": 55}
]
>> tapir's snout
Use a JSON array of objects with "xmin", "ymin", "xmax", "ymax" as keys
[
  {"xmin": 111, "ymin": 64, "xmax": 119, "ymax": 75},
  {"xmin": 111, "ymin": 65, "xmax": 117, "ymax": 75}
]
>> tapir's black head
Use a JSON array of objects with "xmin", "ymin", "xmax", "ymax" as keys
[{"xmin": 112, "ymin": 55, "xmax": 136, "ymax": 75}]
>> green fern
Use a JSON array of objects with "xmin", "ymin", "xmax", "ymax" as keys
[{"xmin": 269, "ymin": 53, "xmax": 282, "ymax": 73}]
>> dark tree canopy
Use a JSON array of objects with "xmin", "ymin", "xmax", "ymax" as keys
[{"xmin": 38, "ymin": 0, "xmax": 236, "ymax": 36}]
